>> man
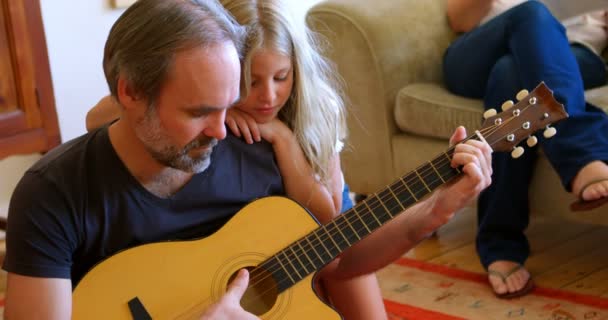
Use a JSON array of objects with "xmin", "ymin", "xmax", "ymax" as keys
[{"xmin": 3, "ymin": 0, "xmax": 493, "ymax": 319}]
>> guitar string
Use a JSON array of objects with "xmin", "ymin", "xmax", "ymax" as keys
[
  {"xmin": 240, "ymin": 102, "xmax": 540, "ymax": 305},
  {"xmin": 240, "ymin": 110, "xmax": 531, "ymax": 303}
]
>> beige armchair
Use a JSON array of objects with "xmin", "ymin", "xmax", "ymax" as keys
[{"xmin": 307, "ymin": 0, "xmax": 608, "ymax": 224}]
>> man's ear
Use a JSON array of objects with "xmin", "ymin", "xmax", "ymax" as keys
[{"xmin": 116, "ymin": 75, "xmax": 141, "ymax": 110}]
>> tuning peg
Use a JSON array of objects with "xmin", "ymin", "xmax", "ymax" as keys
[
  {"xmin": 501, "ymin": 100, "xmax": 514, "ymax": 111},
  {"xmin": 526, "ymin": 135, "xmax": 538, "ymax": 147},
  {"xmin": 511, "ymin": 146, "xmax": 525, "ymax": 159},
  {"xmin": 516, "ymin": 89, "xmax": 529, "ymax": 101},
  {"xmin": 543, "ymin": 126, "xmax": 557, "ymax": 138},
  {"xmin": 483, "ymin": 108, "xmax": 497, "ymax": 119}
]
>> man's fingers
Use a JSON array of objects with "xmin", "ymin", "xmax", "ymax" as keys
[
  {"xmin": 226, "ymin": 269, "xmax": 250, "ymax": 302},
  {"xmin": 449, "ymin": 126, "xmax": 467, "ymax": 147}
]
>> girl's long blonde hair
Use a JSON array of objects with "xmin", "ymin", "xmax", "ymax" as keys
[{"xmin": 220, "ymin": 0, "xmax": 348, "ymax": 187}]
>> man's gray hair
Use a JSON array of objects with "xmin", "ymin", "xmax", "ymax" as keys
[{"xmin": 103, "ymin": 0, "xmax": 246, "ymax": 105}]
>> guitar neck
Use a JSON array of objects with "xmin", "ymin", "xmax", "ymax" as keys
[{"xmin": 259, "ymin": 147, "xmax": 463, "ymax": 293}]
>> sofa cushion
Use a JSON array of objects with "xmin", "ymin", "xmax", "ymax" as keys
[
  {"xmin": 395, "ymin": 83, "xmax": 608, "ymax": 140},
  {"xmin": 395, "ymin": 83, "xmax": 483, "ymax": 139}
]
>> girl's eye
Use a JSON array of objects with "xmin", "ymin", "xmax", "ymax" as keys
[{"xmin": 275, "ymin": 74, "xmax": 288, "ymax": 81}]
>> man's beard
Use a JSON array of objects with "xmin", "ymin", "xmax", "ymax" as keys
[{"xmin": 134, "ymin": 107, "xmax": 218, "ymax": 173}]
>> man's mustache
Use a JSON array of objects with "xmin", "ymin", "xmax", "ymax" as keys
[{"xmin": 183, "ymin": 136, "xmax": 218, "ymax": 152}]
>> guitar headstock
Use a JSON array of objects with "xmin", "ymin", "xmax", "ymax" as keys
[{"xmin": 479, "ymin": 82, "xmax": 568, "ymax": 157}]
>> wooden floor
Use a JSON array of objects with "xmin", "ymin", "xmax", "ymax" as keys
[{"xmin": 402, "ymin": 206, "xmax": 608, "ymax": 298}]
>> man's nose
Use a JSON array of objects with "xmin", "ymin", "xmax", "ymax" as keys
[{"xmin": 203, "ymin": 111, "xmax": 227, "ymax": 140}]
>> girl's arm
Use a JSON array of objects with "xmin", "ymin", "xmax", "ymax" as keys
[
  {"xmin": 86, "ymin": 96, "xmax": 121, "ymax": 132},
  {"xmin": 260, "ymin": 119, "xmax": 343, "ymax": 224},
  {"xmin": 447, "ymin": 0, "xmax": 494, "ymax": 33}
]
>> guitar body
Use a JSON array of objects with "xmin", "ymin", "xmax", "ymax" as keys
[{"xmin": 72, "ymin": 197, "xmax": 341, "ymax": 320}]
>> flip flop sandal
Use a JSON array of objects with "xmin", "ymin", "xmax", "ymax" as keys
[
  {"xmin": 571, "ymin": 178, "xmax": 608, "ymax": 212},
  {"xmin": 487, "ymin": 264, "xmax": 535, "ymax": 299}
]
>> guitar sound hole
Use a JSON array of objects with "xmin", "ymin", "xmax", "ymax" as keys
[{"xmin": 228, "ymin": 266, "xmax": 278, "ymax": 316}]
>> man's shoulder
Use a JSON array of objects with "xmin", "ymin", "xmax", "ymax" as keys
[
  {"xmin": 219, "ymin": 131, "xmax": 275, "ymax": 158},
  {"xmin": 28, "ymin": 128, "xmax": 108, "ymax": 181}
]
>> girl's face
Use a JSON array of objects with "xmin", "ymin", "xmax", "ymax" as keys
[{"xmin": 236, "ymin": 49, "xmax": 294, "ymax": 123}]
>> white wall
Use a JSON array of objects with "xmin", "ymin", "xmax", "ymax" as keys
[
  {"xmin": 41, "ymin": 0, "xmax": 322, "ymax": 142},
  {"xmin": 40, "ymin": 0, "xmax": 127, "ymax": 141}
]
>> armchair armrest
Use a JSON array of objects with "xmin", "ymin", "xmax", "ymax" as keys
[{"xmin": 307, "ymin": 0, "xmax": 455, "ymax": 193}]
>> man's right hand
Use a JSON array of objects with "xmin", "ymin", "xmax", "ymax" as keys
[{"xmin": 200, "ymin": 269, "xmax": 260, "ymax": 320}]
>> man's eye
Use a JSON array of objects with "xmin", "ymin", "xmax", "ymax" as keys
[{"xmin": 190, "ymin": 110, "xmax": 210, "ymax": 118}]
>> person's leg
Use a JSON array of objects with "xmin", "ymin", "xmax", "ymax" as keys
[
  {"xmin": 444, "ymin": 1, "xmax": 582, "ymax": 106},
  {"xmin": 541, "ymin": 44, "xmax": 608, "ymax": 205},
  {"xmin": 447, "ymin": 2, "xmax": 608, "ymax": 204},
  {"xmin": 478, "ymin": 54, "xmax": 535, "ymax": 297}
]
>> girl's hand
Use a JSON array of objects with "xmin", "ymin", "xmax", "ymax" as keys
[
  {"xmin": 257, "ymin": 118, "xmax": 291, "ymax": 145},
  {"xmin": 225, "ymin": 108, "xmax": 261, "ymax": 144}
]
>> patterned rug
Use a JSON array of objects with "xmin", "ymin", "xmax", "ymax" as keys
[
  {"xmin": 380, "ymin": 257, "xmax": 608, "ymax": 320},
  {"xmin": 1, "ymin": 259, "xmax": 606, "ymax": 319}
]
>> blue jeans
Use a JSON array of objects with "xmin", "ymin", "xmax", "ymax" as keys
[{"xmin": 443, "ymin": 1, "xmax": 608, "ymax": 268}]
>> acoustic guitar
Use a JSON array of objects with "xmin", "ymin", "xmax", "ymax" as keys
[{"xmin": 72, "ymin": 82, "xmax": 568, "ymax": 319}]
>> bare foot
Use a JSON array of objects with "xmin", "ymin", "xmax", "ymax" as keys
[
  {"xmin": 487, "ymin": 260, "xmax": 531, "ymax": 296},
  {"xmin": 571, "ymin": 161, "xmax": 608, "ymax": 201}
]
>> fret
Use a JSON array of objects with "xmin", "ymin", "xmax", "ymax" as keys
[
  {"xmin": 343, "ymin": 214, "xmax": 362, "ymax": 241},
  {"xmin": 304, "ymin": 236, "xmax": 324, "ymax": 264},
  {"xmin": 414, "ymin": 169, "xmax": 432, "ymax": 192},
  {"xmin": 332, "ymin": 220, "xmax": 352, "ymax": 247},
  {"xmin": 268, "ymin": 256, "xmax": 296, "ymax": 286},
  {"xmin": 349, "ymin": 206, "xmax": 370, "ymax": 240},
  {"xmin": 365, "ymin": 197, "xmax": 383, "ymax": 226},
  {"xmin": 387, "ymin": 184, "xmax": 406, "ymax": 211},
  {"xmin": 399, "ymin": 177, "xmax": 418, "ymax": 201},
  {"xmin": 373, "ymin": 190, "xmax": 396, "ymax": 221},
  {"xmin": 359, "ymin": 201, "xmax": 381, "ymax": 229},
  {"xmin": 442, "ymin": 152, "xmax": 454, "ymax": 169},
  {"xmin": 327, "ymin": 221, "xmax": 351, "ymax": 251},
  {"xmin": 352, "ymin": 206, "xmax": 372, "ymax": 233},
  {"xmin": 404, "ymin": 172, "xmax": 428, "ymax": 200},
  {"xmin": 321, "ymin": 225, "xmax": 343, "ymax": 254},
  {"xmin": 438, "ymin": 152, "xmax": 461, "ymax": 179},
  {"xmin": 421, "ymin": 164, "xmax": 444, "ymax": 191},
  {"xmin": 313, "ymin": 230, "xmax": 334, "ymax": 259},
  {"xmin": 429, "ymin": 160, "xmax": 446, "ymax": 183},
  {"xmin": 289, "ymin": 246, "xmax": 309, "ymax": 275},
  {"xmin": 280, "ymin": 250, "xmax": 302, "ymax": 281},
  {"xmin": 297, "ymin": 241, "xmax": 317, "ymax": 271}
]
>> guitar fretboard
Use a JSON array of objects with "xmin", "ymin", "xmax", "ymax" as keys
[{"xmin": 257, "ymin": 148, "xmax": 462, "ymax": 292}]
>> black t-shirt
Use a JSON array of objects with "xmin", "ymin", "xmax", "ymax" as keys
[{"xmin": 2, "ymin": 127, "xmax": 284, "ymax": 286}]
